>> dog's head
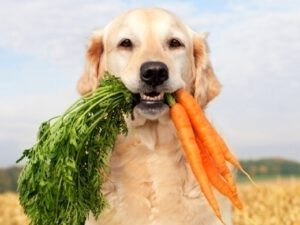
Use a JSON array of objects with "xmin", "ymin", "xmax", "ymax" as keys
[{"xmin": 77, "ymin": 8, "xmax": 221, "ymax": 121}]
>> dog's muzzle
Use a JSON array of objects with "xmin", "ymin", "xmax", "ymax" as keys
[{"xmin": 134, "ymin": 61, "xmax": 170, "ymax": 120}]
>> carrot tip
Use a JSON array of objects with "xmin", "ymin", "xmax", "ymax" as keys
[
  {"xmin": 239, "ymin": 167, "xmax": 257, "ymax": 187},
  {"xmin": 235, "ymin": 200, "xmax": 244, "ymax": 210},
  {"xmin": 219, "ymin": 217, "xmax": 226, "ymax": 225}
]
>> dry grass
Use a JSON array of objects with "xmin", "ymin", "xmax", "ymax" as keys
[
  {"xmin": 233, "ymin": 178, "xmax": 300, "ymax": 225},
  {"xmin": 0, "ymin": 192, "xmax": 28, "ymax": 225},
  {"xmin": 0, "ymin": 179, "xmax": 299, "ymax": 225}
]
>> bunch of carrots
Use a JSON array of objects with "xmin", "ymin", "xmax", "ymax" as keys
[{"xmin": 166, "ymin": 90, "xmax": 253, "ymax": 224}]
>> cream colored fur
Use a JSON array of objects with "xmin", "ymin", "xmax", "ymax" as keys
[{"xmin": 78, "ymin": 8, "xmax": 231, "ymax": 225}]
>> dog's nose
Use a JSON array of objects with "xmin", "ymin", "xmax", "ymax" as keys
[{"xmin": 140, "ymin": 61, "xmax": 169, "ymax": 86}]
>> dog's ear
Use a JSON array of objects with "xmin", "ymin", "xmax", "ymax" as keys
[
  {"xmin": 192, "ymin": 32, "xmax": 221, "ymax": 107},
  {"xmin": 77, "ymin": 30, "xmax": 104, "ymax": 95}
]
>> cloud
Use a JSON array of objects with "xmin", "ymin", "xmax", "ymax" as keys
[
  {"xmin": 0, "ymin": 0, "xmax": 201, "ymax": 67},
  {"xmin": 211, "ymin": 10, "xmax": 300, "ymax": 92},
  {"xmin": 0, "ymin": 86, "xmax": 78, "ymax": 166},
  {"xmin": 0, "ymin": 0, "xmax": 129, "ymax": 67},
  {"xmin": 225, "ymin": 0, "xmax": 300, "ymax": 10}
]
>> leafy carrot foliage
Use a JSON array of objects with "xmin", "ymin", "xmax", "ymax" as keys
[{"xmin": 17, "ymin": 73, "xmax": 136, "ymax": 225}]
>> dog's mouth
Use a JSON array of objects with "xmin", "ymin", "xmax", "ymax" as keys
[
  {"xmin": 140, "ymin": 91, "xmax": 164, "ymax": 104},
  {"xmin": 134, "ymin": 91, "xmax": 169, "ymax": 120}
]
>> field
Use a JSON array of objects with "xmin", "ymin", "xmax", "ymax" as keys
[
  {"xmin": 233, "ymin": 178, "xmax": 300, "ymax": 225},
  {"xmin": 0, "ymin": 192, "xmax": 28, "ymax": 225},
  {"xmin": 0, "ymin": 179, "xmax": 299, "ymax": 225}
]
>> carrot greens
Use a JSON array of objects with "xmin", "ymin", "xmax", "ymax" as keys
[{"xmin": 17, "ymin": 73, "xmax": 137, "ymax": 225}]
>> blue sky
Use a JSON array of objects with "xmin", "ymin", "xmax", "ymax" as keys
[{"xmin": 0, "ymin": 0, "xmax": 300, "ymax": 167}]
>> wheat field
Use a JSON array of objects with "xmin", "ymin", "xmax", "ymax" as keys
[
  {"xmin": 0, "ymin": 179, "xmax": 299, "ymax": 225},
  {"xmin": 233, "ymin": 178, "xmax": 300, "ymax": 225},
  {"xmin": 0, "ymin": 192, "xmax": 29, "ymax": 225}
]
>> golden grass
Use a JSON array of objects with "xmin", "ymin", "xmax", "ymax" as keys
[
  {"xmin": 0, "ymin": 192, "xmax": 28, "ymax": 225},
  {"xmin": 233, "ymin": 178, "xmax": 300, "ymax": 225},
  {"xmin": 0, "ymin": 179, "xmax": 299, "ymax": 225}
]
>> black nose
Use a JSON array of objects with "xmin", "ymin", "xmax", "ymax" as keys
[{"xmin": 140, "ymin": 61, "xmax": 169, "ymax": 86}]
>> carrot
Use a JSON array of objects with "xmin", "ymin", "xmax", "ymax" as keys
[
  {"xmin": 175, "ymin": 89, "xmax": 238, "ymax": 193},
  {"xmin": 196, "ymin": 137, "xmax": 243, "ymax": 209},
  {"xmin": 165, "ymin": 94, "xmax": 224, "ymax": 223}
]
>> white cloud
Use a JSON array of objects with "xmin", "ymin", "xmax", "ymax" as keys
[
  {"xmin": 0, "ymin": 89, "xmax": 77, "ymax": 141},
  {"xmin": 0, "ymin": 0, "xmax": 200, "ymax": 67},
  {"xmin": 212, "ymin": 10, "xmax": 300, "ymax": 83},
  {"xmin": 226, "ymin": 0, "xmax": 300, "ymax": 9},
  {"xmin": 0, "ymin": 86, "xmax": 78, "ymax": 166},
  {"xmin": 0, "ymin": 0, "xmax": 129, "ymax": 67}
]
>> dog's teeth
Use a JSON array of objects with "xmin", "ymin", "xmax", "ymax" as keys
[
  {"xmin": 158, "ymin": 92, "xmax": 164, "ymax": 100},
  {"xmin": 140, "ymin": 93, "xmax": 147, "ymax": 100},
  {"xmin": 140, "ymin": 92, "xmax": 164, "ymax": 101}
]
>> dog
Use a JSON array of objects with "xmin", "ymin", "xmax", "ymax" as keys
[{"xmin": 78, "ymin": 8, "xmax": 232, "ymax": 225}]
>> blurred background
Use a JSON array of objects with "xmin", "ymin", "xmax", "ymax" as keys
[{"xmin": 0, "ymin": 0, "xmax": 299, "ymax": 224}]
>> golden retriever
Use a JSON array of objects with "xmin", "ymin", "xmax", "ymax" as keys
[{"xmin": 78, "ymin": 8, "xmax": 231, "ymax": 225}]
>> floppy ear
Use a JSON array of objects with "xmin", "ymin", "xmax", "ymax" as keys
[
  {"xmin": 192, "ymin": 32, "xmax": 221, "ymax": 107},
  {"xmin": 77, "ymin": 30, "xmax": 104, "ymax": 95}
]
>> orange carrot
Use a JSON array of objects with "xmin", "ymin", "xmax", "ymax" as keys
[
  {"xmin": 175, "ymin": 89, "xmax": 238, "ymax": 193},
  {"xmin": 165, "ymin": 94, "xmax": 224, "ymax": 223},
  {"xmin": 196, "ymin": 137, "xmax": 243, "ymax": 209}
]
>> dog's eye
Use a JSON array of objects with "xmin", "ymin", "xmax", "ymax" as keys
[
  {"xmin": 169, "ymin": 38, "xmax": 184, "ymax": 48},
  {"xmin": 118, "ymin": 39, "xmax": 133, "ymax": 48}
]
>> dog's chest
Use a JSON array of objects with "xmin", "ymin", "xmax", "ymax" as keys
[{"xmin": 90, "ymin": 123, "xmax": 228, "ymax": 225}]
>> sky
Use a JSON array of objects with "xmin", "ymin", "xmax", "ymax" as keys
[{"xmin": 0, "ymin": 0, "xmax": 300, "ymax": 167}]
